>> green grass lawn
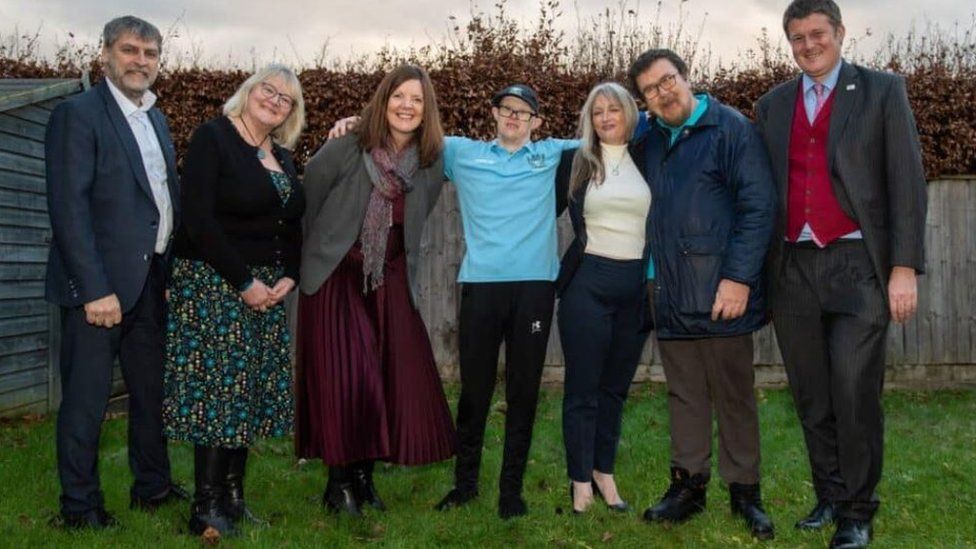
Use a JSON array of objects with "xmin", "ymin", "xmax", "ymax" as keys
[{"xmin": 1, "ymin": 386, "xmax": 974, "ymax": 547}]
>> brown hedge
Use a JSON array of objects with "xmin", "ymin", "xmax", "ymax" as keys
[{"xmin": 1, "ymin": 20, "xmax": 973, "ymax": 179}]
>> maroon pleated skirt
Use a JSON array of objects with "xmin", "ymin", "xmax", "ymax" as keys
[{"xmin": 295, "ymin": 203, "xmax": 456, "ymax": 466}]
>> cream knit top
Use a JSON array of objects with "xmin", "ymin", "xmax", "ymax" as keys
[{"xmin": 582, "ymin": 143, "xmax": 651, "ymax": 260}]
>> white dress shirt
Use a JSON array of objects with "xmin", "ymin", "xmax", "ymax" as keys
[{"xmin": 105, "ymin": 78, "xmax": 174, "ymax": 254}]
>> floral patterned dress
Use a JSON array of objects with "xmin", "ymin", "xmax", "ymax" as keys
[{"xmin": 163, "ymin": 170, "xmax": 294, "ymax": 448}]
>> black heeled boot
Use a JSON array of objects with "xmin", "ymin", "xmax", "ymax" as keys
[
  {"xmin": 642, "ymin": 467, "xmax": 707, "ymax": 523},
  {"xmin": 323, "ymin": 466, "xmax": 361, "ymax": 516},
  {"xmin": 224, "ymin": 447, "xmax": 268, "ymax": 526},
  {"xmin": 729, "ymin": 482, "xmax": 775, "ymax": 540},
  {"xmin": 188, "ymin": 446, "xmax": 238, "ymax": 537},
  {"xmin": 353, "ymin": 461, "xmax": 386, "ymax": 511}
]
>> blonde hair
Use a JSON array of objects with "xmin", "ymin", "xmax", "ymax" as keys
[
  {"xmin": 223, "ymin": 63, "xmax": 306, "ymax": 149},
  {"xmin": 568, "ymin": 82, "xmax": 639, "ymax": 200}
]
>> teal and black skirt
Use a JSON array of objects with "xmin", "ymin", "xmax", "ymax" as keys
[{"xmin": 162, "ymin": 259, "xmax": 293, "ymax": 448}]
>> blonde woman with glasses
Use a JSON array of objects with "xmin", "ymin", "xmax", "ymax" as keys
[{"xmin": 162, "ymin": 64, "xmax": 306, "ymax": 537}]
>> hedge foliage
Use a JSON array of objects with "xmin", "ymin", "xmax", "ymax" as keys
[{"xmin": 2, "ymin": 2, "xmax": 973, "ymax": 177}]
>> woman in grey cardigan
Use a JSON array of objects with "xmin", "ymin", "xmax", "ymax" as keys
[{"xmin": 295, "ymin": 65, "xmax": 456, "ymax": 516}]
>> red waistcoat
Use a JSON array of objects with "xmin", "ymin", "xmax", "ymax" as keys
[{"xmin": 786, "ymin": 84, "xmax": 860, "ymax": 245}]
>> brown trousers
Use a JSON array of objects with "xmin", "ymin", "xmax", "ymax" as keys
[{"xmin": 657, "ymin": 334, "xmax": 761, "ymax": 484}]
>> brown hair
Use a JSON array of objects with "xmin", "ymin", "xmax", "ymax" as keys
[
  {"xmin": 357, "ymin": 64, "xmax": 444, "ymax": 167},
  {"xmin": 782, "ymin": 0, "xmax": 843, "ymax": 35}
]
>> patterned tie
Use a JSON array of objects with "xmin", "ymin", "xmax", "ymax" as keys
[{"xmin": 813, "ymin": 83, "xmax": 827, "ymax": 119}]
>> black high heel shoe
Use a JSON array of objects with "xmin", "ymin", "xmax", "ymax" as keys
[{"xmin": 592, "ymin": 479, "xmax": 631, "ymax": 512}]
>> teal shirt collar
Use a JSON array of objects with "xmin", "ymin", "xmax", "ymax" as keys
[{"xmin": 656, "ymin": 94, "xmax": 709, "ymax": 145}]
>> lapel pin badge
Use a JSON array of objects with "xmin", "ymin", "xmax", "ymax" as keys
[{"xmin": 846, "ymin": 84, "xmax": 856, "ymax": 91}]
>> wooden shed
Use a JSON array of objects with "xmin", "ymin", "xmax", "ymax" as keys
[{"xmin": 0, "ymin": 78, "xmax": 92, "ymax": 417}]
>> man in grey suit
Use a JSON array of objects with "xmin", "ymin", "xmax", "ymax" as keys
[
  {"xmin": 755, "ymin": 1, "xmax": 927, "ymax": 547},
  {"xmin": 45, "ymin": 16, "xmax": 187, "ymax": 529}
]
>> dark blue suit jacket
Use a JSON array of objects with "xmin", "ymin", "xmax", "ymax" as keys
[{"xmin": 44, "ymin": 80, "xmax": 181, "ymax": 312}]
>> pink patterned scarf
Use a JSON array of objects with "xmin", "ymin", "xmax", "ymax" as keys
[{"xmin": 359, "ymin": 144, "xmax": 418, "ymax": 292}]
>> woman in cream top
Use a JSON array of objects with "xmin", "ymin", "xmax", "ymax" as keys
[{"xmin": 555, "ymin": 82, "xmax": 653, "ymax": 515}]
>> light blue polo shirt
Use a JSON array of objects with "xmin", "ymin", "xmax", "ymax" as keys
[{"xmin": 443, "ymin": 136, "xmax": 578, "ymax": 282}]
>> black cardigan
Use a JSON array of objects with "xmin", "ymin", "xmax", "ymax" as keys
[{"xmin": 173, "ymin": 116, "xmax": 305, "ymax": 289}]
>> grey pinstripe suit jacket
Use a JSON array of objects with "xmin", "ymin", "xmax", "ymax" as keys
[{"xmin": 755, "ymin": 61, "xmax": 928, "ymax": 294}]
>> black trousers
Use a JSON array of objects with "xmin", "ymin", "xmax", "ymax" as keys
[
  {"xmin": 56, "ymin": 255, "xmax": 172, "ymax": 514},
  {"xmin": 453, "ymin": 281, "xmax": 554, "ymax": 498},
  {"xmin": 772, "ymin": 241, "xmax": 889, "ymax": 521},
  {"xmin": 558, "ymin": 254, "xmax": 648, "ymax": 482}
]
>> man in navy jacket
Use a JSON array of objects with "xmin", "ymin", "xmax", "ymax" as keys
[
  {"xmin": 45, "ymin": 15, "xmax": 186, "ymax": 529},
  {"xmin": 627, "ymin": 49, "xmax": 778, "ymax": 539}
]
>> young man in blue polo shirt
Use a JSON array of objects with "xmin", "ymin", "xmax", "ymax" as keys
[
  {"xmin": 435, "ymin": 85, "xmax": 576, "ymax": 519},
  {"xmin": 328, "ymin": 85, "xmax": 577, "ymax": 519}
]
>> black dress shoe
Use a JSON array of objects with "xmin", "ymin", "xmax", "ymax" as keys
[
  {"xmin": 59, "ymin": 508, "xmax": 119, "ymax": 530},
  {"xmin": 352, "ymin": 461, "xmax": 386, "ymax": 511},
  {"xmin": 434, "ymin": 487, "xmax": 478, "ymax": 511},
  {"xmin": 498, "ymin": 494, "xmax": 527, "ymax": 519},
  {"xmin": 830, "ymin": 518, "xmax": 873, "ymax": 548},
  {"xmin": 323, "ymin": 466, "xmax": 361, "ymax": 517},
  {"xmin": 131, "ymin": 483, "xmax": 191, "ymax": 512},
  {"xmin": 795, "ymin": 501, "xmax": 837, "ymax": 530},
  {"xmin": 592, "ymin": 480, "xmax": 630, "ymax": 512},
  {"xmin": 642, "ymin": 467, "xmax": 707, "ymax": 523},
  {"xmin": 729, "ymin": 482, "xmax": 775, "ymax": 540}
]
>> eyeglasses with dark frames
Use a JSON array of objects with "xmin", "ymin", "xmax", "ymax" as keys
[
  {"xmin": 643, "ymin": 73, "xmax": 678, "ymax": 100},
  {"xmin": 256, "ymin": 81, "xmax": 295, "ymax": 109},
  {"xmin": 496, "ymin": 104, "xmax": 536, "ymax": 121}
]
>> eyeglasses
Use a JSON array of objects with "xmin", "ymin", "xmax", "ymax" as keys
[
  {"xmin": 256, "ymin": 81, "xmax": 295, "ymax": 109},
  {"xmin": 642, "ymin": 73, "xmax": 678, "ymax": 100},
  {"xmin": 496, "ymin": 104, "xmax": 536, "ymax": 122}
]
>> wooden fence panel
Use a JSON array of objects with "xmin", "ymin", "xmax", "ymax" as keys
[{"xmin": 412, "ymin": 179, "xmax": 976, "ymax": 381}]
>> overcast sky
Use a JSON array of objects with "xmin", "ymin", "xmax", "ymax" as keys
[{"xmin": 0, "ymin": 0, "xmax": 971, "ymax": 68}]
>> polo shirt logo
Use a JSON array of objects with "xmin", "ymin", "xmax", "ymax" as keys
[
  {"xmin": 474, "ymin": 158, "xmax": 495, "ymax": 164},
  {"xmin": 527, "ymin": 153, "xmax": 546, "ymax": 169}
]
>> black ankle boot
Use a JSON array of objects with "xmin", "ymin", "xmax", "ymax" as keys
[
  {"xmin": 188, "ymin": 446, "xmax": 238, "ymax": 537},
  {"xmin": 729, "ymin": 482, "xmax": 775, "ymax": 540},
  {"xmin": 352, "ymin": 461, "xmax": 386, "ymax": 511},
  {"xmin": 323, "ymin": 466, "xmax": 361, "ymax": 516},
  {"xmin": 642, "ymin": 467, "xmax": 707, "ymax": 523},
  {"xmin": 224, "ymin": 447, "xmax": 268, "ymax": 526}
]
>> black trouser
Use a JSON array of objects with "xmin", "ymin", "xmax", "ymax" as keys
[
  {"xmin": 772, "ymin": 241, "xmax": 889, "ymax": 522},
  {"xmin": 56, "ymin": 255, "xmax": 172, "ymax": 514},
  {"xmin": 453, "ymin": 281, "xmax": 554, "ymax": 498},
  {"xmin": 558, "ymin": 254, "xmax": 648, "ymax": 482}
]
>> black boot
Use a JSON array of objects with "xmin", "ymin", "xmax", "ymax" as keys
[
  {"xmin": 642, "ymin": 467, "xmax": 707, "ymax": 523},
  {"xmin": 188, "ymin": 446, "xmax": 238, "ymax": 537},
  {"xmin": 352, "ymin": 461, "xmax": 386, "ymax": 511},
  {"xmin": 224, "ymin": 447, "xmax": 268, "ymax": 526},
  {"xmin": 729, "ymin": 482, "xmax": 775, "ymax": 540},
  {"xmin": 323, "ymin": 466, "xmax": 361, "ymax": 516}
]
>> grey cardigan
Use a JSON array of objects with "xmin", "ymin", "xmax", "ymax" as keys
[{"xmin": 299, "ymin": 133, "xmax": 445, "ymax": 303}]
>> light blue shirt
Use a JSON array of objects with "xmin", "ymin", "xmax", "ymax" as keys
[
  {"xmin": 802, "ymin": 60, "xmax": 842, "ymax": 124},
  {"xmin": 443, "ymin": 136, "xmax": 578, "ymax": 282}
]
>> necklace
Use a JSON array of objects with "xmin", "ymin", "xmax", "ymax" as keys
[
  {"xmin": 239, "ymin": 115, "xmax": 270, "ymax": 160},
  {"xmin": 606, "ymin": 147, "xmax": 628, "ymax": 176}
]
